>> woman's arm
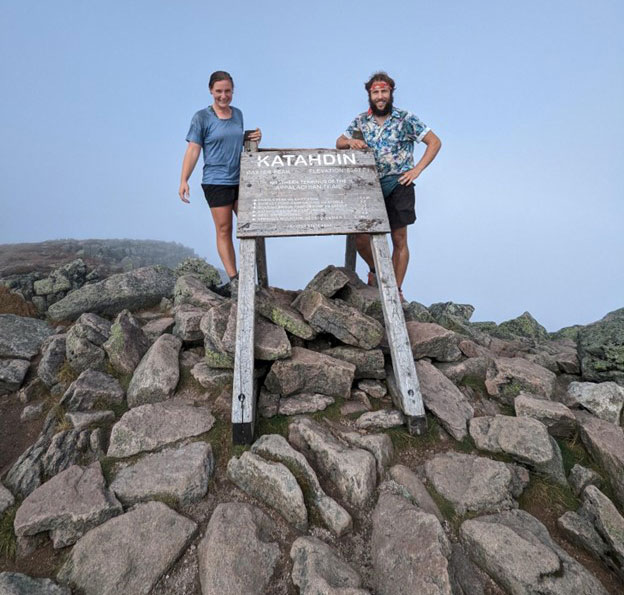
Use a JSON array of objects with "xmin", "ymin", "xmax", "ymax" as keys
[{"xmin": 178, "ymin": 142, "xmax": 202, "ymax": 203}]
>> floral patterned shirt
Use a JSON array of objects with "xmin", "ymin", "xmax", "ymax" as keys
[{"xmin": 344, "ymin": 108, "xmax": 430, "ymax": 178}]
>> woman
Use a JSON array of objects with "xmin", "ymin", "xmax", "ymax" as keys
[{"xmin": 178, "ymin": 71, "xmax": 261, "ymax": 284}]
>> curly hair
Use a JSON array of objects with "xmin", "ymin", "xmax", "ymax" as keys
[{"xmin": 364, "ymin": 71, "xmax": 395, "ymax": 92}]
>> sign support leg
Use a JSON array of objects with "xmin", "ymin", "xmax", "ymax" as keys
[
  {"xmin": 255, "ymin": 237, "xmax": 269, "ymax": 287},
  {"xmin": 345, "ymin": 234, "xmax": 357, "ymax": 271},
  {"xmin": 232, "ymin": 238, "xmax": 257, "ymax": 444},
  {"xmin": 370, "ymin": 233, "xmax": 426, "ymax": 434}
]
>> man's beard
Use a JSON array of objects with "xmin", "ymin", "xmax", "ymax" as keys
[{"xmin": 369, "ymin": 93, "xmax": 393, "ymax": 117}]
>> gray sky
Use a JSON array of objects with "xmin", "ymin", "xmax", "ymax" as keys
[{"xmin": 1, "ymin": 0, "xmax": 622, "ymax": 331}]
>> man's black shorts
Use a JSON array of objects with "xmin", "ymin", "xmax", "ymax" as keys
[
  {"xmin": 385, "ymin": 182, "xmax": 416, "ymax": 230},
  {"xmin": 201, "ymin": 184, "xmax": 239, "ymax": 208}
]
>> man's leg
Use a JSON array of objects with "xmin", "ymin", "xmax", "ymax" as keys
[
  {"xmin": 210, "ymin": 204, "xmax": 237, "ymax": 278},
  {"xmin": 355, "ymin": 233, "xmax": 377, "ymax": 285},
  {"xmin": 390, "ymin": 226, "xmax": 409, "ymax": 290}
]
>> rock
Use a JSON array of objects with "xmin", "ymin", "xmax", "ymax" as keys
[
  {"xmin": 65, "ymin": 313, "xmax": 111, "ymax": 373},
  {"xmin": 48, "ymin": 265, "xmax": 176, "ymax": 321},
  {"xmin": 103, "ymin": 309, "xmax": 150, "ymax": 374},
  {"xmin": 406, "ymin": 322, "xmax": 462, "ymax": 362},
  {"xmin": 322, "ymin": 346, "xmax": 385, "ymax": 379},
  {"xmin": 485, "ymin": 357, "xmax": 556, "ymax": 403},
  {"xmin": 110, "ymin": 441, "xmax": 213, "ymax": 506},
  {"xmin": 42, "ymin": 429, "xmax": 101, "ymax": 480},
  {"xmin": 174, "ymin": 258, "xmax": 221, "ymax": 288},
  {"xmin": 567, "ymin": 381, "xmax": 624, "ymax": 424},
  {"xmin": 197, "ymin": 502, "xmax": 280, "ymax": 595},
  {"xmin": 172, "ymin": 304, "xmax": 205, "ymax": 343},
  {"xmin": 469, "ymin": 415, "xmax": 567, "ymax": 484},
  {"xmin": 336, "ymin": 281, "xmax": 384, "ymax": 322},
  {"xmin": 290, "ymin": 536, "xmax": 369, "ymax": 595},
  {"xmin": 581, "ymin": 485, "xmax": 624, "ymax": 570},
  {"xmin": 448, "ymin": 544, "xmax": 490, "ymax": 595},
  {"xmin": 429, "ymin": 302, "xmax": 475, "ymax": 323},
  {"xmin": 357, "ymin": 378, "xmax": 387, "ymax": 398},
  {"xmin": 251, "ymin": 434, "xmax": 352, "ymax": 536},
  {"xmin": 514, "ymin": 392, "xmax": 576, "ymax": 438},
  {"xmin": 37, "ymin": 335, "xmax": 67, "ymax": 388},
  {"xmin": 334, "ymin": 429, "xmax": 393, "ymax": 480},
  {"xmin": 141, "ymin": 316, "xmax": 175, "ymax": 342},
  {"xmin": 258, "ymin": 387, "xmax": 280, "ymax": 418},
  {"xmin": 65, "ymin": 410, "xmax": 115, "ymax": 430},
  {"xmin": 20, "ymin": 402, "xmax": 46, "ymax": 422},
  {"xmin": 436, "ymin": 356, "xmax": 491, "ymax": 386},
  {"xmin": 190, "ymin": 362, "xmax": 232, "ymax": 394},
  {"xmin": 0, "ymin": 483, "xmax": 15, "ymax": 515},
  {"xmin": 173, "ymin": 274, "xmax": 223, "ymax": 309},
  {"xmin": 107, "ymin": 400, "xmax": 215, "ymax": 458},
  {"xmin": 278, "ymin": 393, "xmax": 334, "ymax": 415},
  {"xmin": 388, "ymin": 465, "xmax": 443, "ymax": 521},
  {"xmin": 0, "ymin": 359, "xmax": 30, "ymax": 395},
  {"xmin": 578, "ymin": 307, "xmax": 624, "ymax": 384},
  {"xmin": 288, "ymin": 418, "xmax": 376, "ymax": 508},
  {"xmin": 60, "ymin": 369, "xmax": 124, "ymax": 411},
  {"xmin": 496, "ymin": 311, "xmax": 549, "ymax": 341},
  {"xmin": 222, "ymin": 304, "xmax": 291, "ymax": 360},
  {"xmin": 577, "ymin": 411, "xmax": 624, "ymax": 505},
  {"xmin": 415, "ymin": 360, "xmax": 474, "ymax": 441},
  {"xmin": 0, "ymin": 314, "xmax": 54, "ymax": 359},
  {"xmin": 227, "ymin": 451, "xmax": 307, "ymax": 531},
  {"xmin": 4, "ymin": 438, "xmax": 49, "ymax": 498},
  {"xmin": 355, "ymin": 409, "xmax": 404, "ymax": 430},
  {"xmin": 57, "ymin": 501, "xmax": 197, "ymax": 595},
  {"xmin": 126, "ymin": 334, "xmax": 181, "ymax": 407},
  {"xmin": 554, "ymin": 349, "xmax": 581, "ymax": 375},
  {"xmin": 557, "ymin": 510, "xmax": 610, "ymax": 560},
  {"xmin": 295, "ymin": 290, "xmax": 384, "ymax": 349},
  {"xmin": 425, "ymin": 452, "xmax": 527, "ymax": 515},
  {"xmin": 371, "ymin": 492, "xmax": 452, "ymax": 595},
  {"xmin": 199, "ymin": 301, "xmax": 232, "ymax": 355},
  {"xmin": 460, "ymin": 509, "xmax": 609, "ymax": 594},
  {"xmin": 568, "ymin": 464, "xmax": 602, "ymax": 497},
  {"xmin": 403, "ymin": 301, "xmax": 436, "ymax": 323},
  {"xmin": 14, "ymin": 463, "xmax": 122, "ymax": 548},
  {"xmin": 303, "ymin": 265, "xmax": 353, "ymax": 297},
  {"xmin": 203, "ymin": 335, "xmax": 234, "ymax": 369},
  {"xmin": 0, "ymin": 573, "xmax": 70, "ymax": 595},
  {"xmin": 265, "ymin": 347, "xmax": 355, "ymax": 399},
  {"xmin": 255, "ymin": 287, "xmax": 316, "ymax": 340}
]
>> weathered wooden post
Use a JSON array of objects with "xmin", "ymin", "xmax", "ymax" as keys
[{"xmin": 232, "ymin": 148, "xmax": 426, "ymax": 443}]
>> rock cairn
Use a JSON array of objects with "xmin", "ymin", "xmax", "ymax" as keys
[{"xmin": 0, "ymin": 260, "xmax": 623, "ymax": 594}]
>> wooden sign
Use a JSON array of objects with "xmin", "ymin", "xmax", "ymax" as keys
[{"xmin": 237, "ymin": 149, "xmax": 390, "ymax": 238}]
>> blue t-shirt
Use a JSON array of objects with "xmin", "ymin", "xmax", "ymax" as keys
[{"xmin": 186, "ymin": 106, "xmax": 244, "ymax": 185}]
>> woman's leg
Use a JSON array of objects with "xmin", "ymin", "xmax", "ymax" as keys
[{"xmin": 210, "ymin": 203, "xmax": 237, "ymax": 278}]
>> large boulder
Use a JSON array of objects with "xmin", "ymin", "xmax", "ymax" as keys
[
  {"xmin": 0, "ymin": 314, "xmax": 54, "ymax": 359},
  {"xmin": 578, "ymin": 308, "xmax": 624, "ymax": 384},
  {"xmin": 48, "ymin": 266, "xmax": 176, "ymax": 321},
  {"xmin": 102, "ymin": 309, "xmax": 150, "ymax": 375},
  {"xmin": 469, "ymin": 415, "xmax": 566, "ymax": 484},
  {"xmin": 265, "ymin": 347, "xmax": 355, "ymax": 399},
  {"xmin": 60, "ymin": 369, "xmax": 124, "ymax": 412},
  {"xmin": 37, "ymin": 335, "xmax": 67, "ymax": 388},
  {"xmin": 13, "ymin": 463, "xmax": 122, "ymax": 548},
  {"xmin": 107, "ymin": 400, "xmax": 215, "ymax": 458},
  {"xmin": 485, "ymin": 357, "xmax": 556, "ymax": 403},
  {"xmin": 371, "ymin": 491, "xmax": 452, "ymax": 595},
  {"xmin": 126, "ymin": 334, "xmax": 182, "ymax": 408},
  {"xmin": 496, "ymin": 311, "xmax": 549, "ymax": 341},
  {"xmin": 173, "ymin": 274, "xmax": 223, "ymax": 309},
  {"xmin": 0, "ymin": 573, "xmax": 70, "ymax": 595},
  {"xmin": 407, "ymin": 322, "xmax": 462, "ymax": 362},
  {"xmin": 65, "ymin": 313, "xmax": 111, "ymax": 374},
  {"xmin": 255, "ymin": 287, "xmax": 316, "ymax": 340},
  {"xmin": 197, "ymin": 502, "xmax": 280, "ymax": 595},
  {"xmin": 57, "ymin": 501, "xmax": 197, "ymax": 595},
  {"xmin": 514, "ymin": 392, "xmax": 576, "ymax": 438},
  {"xmin": 460, "ymin": 510, "xmax": 608, "ymax": 594},
  {"xmin": 567, "ymin": 381, "xmax": 624, "ymax": 424},
  {"xmin": 0, "ymin": 359, "xmax": 30, "ymax": 395},
  {"xmin": 322, "ymin": 346, "xmax": 385, "ymax": 379}
]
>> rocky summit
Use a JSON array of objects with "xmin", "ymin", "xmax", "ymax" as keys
[{"xmin": 1, "ymin": 249, "xmax": 624, "ymax": 594}]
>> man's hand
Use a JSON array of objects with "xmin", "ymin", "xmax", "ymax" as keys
[
  {"xmin": 179, "ymin": 182, "xmax": 190, "ymax": 203},
  {"xmin": 347, "ymin": 138, "xmax": 367, "ymax": 150},
  {"xmin": 398, "ymin": 168, "xmax": 420, "ymax": 185}
]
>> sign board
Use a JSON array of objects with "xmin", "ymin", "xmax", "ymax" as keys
[{"xmin": 237, "ymin": 149, "xmax": 390, "ymax": 238}]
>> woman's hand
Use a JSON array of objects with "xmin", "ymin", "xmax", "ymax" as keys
[
  {"xmin": 248, "ymin": 128, "xmax": 262, "ymax": 143},
  {"xmin": 178, "ymin": 181, "xmax": 190, "ymax": 203}
]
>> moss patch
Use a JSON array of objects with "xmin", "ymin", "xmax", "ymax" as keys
[
  {"xmin": 57, "ymin": 361, "xmax": 78, "ymax": 385},
  {"xmin": 518, "ymin": 474, "xmax": 579, "ymax": 518},
  {"xmin": 0, "ymin": 505, "xmax": 17, "ymax": 560}
]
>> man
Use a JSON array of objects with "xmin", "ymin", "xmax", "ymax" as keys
[{"xmin": 336, "ymin": 72, "xmax": 441, "ymax": 301}]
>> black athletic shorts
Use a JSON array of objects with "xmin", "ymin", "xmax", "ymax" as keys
[
  {"xmin": 201, "ymin": 184, "xmax": 239, "ymax": 208},
  {"xmin": 385, "ymin": 182, "xmax": 416, "ymax": 230}
]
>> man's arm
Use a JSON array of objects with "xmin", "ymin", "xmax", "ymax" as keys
[
  {"xmin": 336, "ymin": 134, "xmax": 367, "ymax": 150},
  {"xmin": 178, "ymin": 142, "xmax": 202, "ymax": 203},
  {"xmin": 398, "ymin": 130, "xmax": 442, "ymax": 185}
]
